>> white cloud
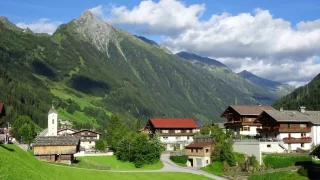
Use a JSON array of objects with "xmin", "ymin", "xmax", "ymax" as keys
[
  {"xmin": 16, "ymin": 18, "xmax": 62, "ymax": 35},
  {"xmin": 91, "ymin": 1, "xmax": 320, "ymax": 85},
  {"xmin": 89, "ymin": 5, "xmax": 104, "ymax": 17}
]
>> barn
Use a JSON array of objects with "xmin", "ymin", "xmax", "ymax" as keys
[{"xmin": 33, "ymin": 136, "xmax": 80, "ymax": 164}]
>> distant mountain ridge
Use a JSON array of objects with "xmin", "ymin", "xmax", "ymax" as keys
[{"xmin": 176, "ymin": 51, "xmax": 227, "ymax": 68}]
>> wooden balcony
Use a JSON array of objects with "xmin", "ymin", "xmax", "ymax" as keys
[
  {"xmin": 257, "ymin": 128, "xmax": 279, "ymax": 133},
  {"xmin": 279, "ymin": 127, "xmax": 311, "ymax": 133},
  {"xmin": 224, "ymin": 121, "xmax": 261, "ymax": 127},
  {"xmin": 283, "ymin": 137, "xmax": 312, "ymax": 143}
]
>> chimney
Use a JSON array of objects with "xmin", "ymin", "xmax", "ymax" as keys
[
  {"xmin": 300, "ymin": 106, "xmax": 306, "ymax": 113},
  {"xmin": 280, "ymin": 107, "xmax": 283, "ymax": 112}
]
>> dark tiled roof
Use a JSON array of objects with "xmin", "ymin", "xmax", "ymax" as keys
[
  {"xmin": 222, "ymin": 105, "xmax": 274, "ymax": 116},
  {"xmin": 33, "ymin": 136, "xmax": 80, "ymax": 146},
  {"xmin": 150, "ymin": 118, "xmax": 199, "ymax": 128},
  {"xmin": 185, "ymin": 142, "xmax": 213, "ymax": 148},
  {"xmin": 306, "ymin": 111, "xmax": 320, "ymax": 124}
]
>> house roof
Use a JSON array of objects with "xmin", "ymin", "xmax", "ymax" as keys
[
  {"xmin": 305, "ymin": 111, "xmax": 320, "ymax": 124},
  {"xmin": 221, "ymin": 105, "xmax": 274, "ymax": 117},
  {"xmin": 149, "ymin": 118, "xmax": 199, "ymax": 128},
  {"xmin": 263, "ymin": 110, "xmax": 312, "ymax": 122},
  {"xmin": 57, "ymin": 128, "xmax": 78, "ymax": 133},
  {"xmin": 33, "ymin": 136, "xmax": 80, "ymax": 146},
  {"xmin": 71, "ymin": 129, "xmax": 102, "ymax": 135},
  {"xmin": 48, "ymin": 106, "xmax": 57, "ymax": 114},
  {"xmin": 185, "ymin": 142, "xmax": 213, "ymax": 149}
]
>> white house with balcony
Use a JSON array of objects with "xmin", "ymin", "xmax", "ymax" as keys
[{"xmin": 143, "ymin": 118, "xmax": 200, "ymax": 151}]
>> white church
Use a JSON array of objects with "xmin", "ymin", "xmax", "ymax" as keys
[{"xmin": 38, "ymin": 105, "xmax": 58, "ymax": 137}]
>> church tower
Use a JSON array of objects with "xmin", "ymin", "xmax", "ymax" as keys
[{"xmin": 47, "ymin": 103, "xmax": 58, "ymax": 136}]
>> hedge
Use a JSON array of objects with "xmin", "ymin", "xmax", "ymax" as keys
[{"xmin": 170, "ymin": 155, "xmax": 188, "ymax": 164}]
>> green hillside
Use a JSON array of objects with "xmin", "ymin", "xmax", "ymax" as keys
[
  {"xmin": 273, "ymin": 73, "xmax": 320, "ymax": 110},
  {"xmin": 0, "ymin": 144, "xmax": 210, "ymax": 180},
  {"xmin": 0, "ymin": 10, "xmax": 278, "ymax": 130}
]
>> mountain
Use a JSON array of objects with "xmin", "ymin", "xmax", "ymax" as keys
[
  {"xmin": 273, "ymin": 73, "xmax": 320, "ymax": 110},
  {"xmin": 176, "ymin": 52, "xmax": 284, "ymax": 105},
  {"xmin": 238, "ymin": 70, "xmax": 295, "ymax": 97},
  {"xmin": 0, "ymin": 11, "xmax": 281, "ymax": 129}
]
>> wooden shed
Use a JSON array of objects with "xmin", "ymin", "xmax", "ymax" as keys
[{"xmin": 33, "ymin": 136, "xmax": 80, "ymax": 164}]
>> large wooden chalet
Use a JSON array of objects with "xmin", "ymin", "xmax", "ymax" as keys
[
  {"xmin": 33, "ymin": 136, "xmax": 80, "ymax": 164},
  {"xmin": 221, "ymin": 105, "xmax": 275, "ymax": 136},
  {"xmin": 144, "ymin": 118, "xmax": 200, "ymax": 151},
  {"xmin": 257, "ymin": 107, "xmax": 314, "ymax": 151}
]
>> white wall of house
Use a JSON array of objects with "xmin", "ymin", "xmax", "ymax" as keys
[
  {"xmin": 311, "ymin": 125, "xmax": 320, "ymax": 146},
  {"xmin": 259, "ymin": 142, "xmax": 285, "ymax": 153},
  {"xmin": 81, "ymin": 141, "xmax": 96, "ymax": 150},
  {"xmin": 160, "ymin": 135, "xmax": 194, "ymax": 151},
  {"xmin": 187, "ymin": 156, "xmax": 211, "ymax": 168},
  {"xmin": 57, "ymin": 129, "xmax": 76, "ymax": 136},
  {"xmin": 239, "ymin": 126, "xmax": 259, "ymax": 136},
  {"xmin": 233, "ymin": 141, "xmax": 262, "ymax": 165}
]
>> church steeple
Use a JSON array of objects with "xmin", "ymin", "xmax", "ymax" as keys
[{"xmin": 47, "ymin": 101, "xmax": 58, "ymax": 136}]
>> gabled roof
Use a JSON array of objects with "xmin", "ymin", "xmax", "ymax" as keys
[
  {"xmin": 57, "ymin": 128, "xmax": 78, "ymax": 133},
  {"xmin": 185, "ymin": 142, "xmax": 213, "ymax": 149},
  {"xmin": 221, "ymin": 105, "xmax": 274, "ymax": 116},
  {"xmin": 149, "ymin": 118, "xmax": 199, "ymax": 128},
  {"xmin": 71, "ymin": 129, "xmax": 102, "ymax": 135},
  {"xmin": 262, "ymin": 110, "xmax": 312, "ymax": 122},
  {"xmin": 33, "ymin": 136, "xmax": 80, "ymax": 146},
  {"xmin": 305, "ymin": 111, "xmax": 320, "ymax": 124}
]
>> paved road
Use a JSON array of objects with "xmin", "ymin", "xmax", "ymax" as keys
[{"xmin": 50, "ymin": 154, "xmax": 228, "ymax": 180}]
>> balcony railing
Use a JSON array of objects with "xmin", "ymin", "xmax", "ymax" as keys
[
  {"xmin": 224, "ymin": 121, "xmax": 261, "ymax": 126},
  {"xmin": 161, "ymin": 140, "xmax": 193, "ymax": 144},
  {"xmin": 279, "ymin": 127, "xmax": 311, "ymax": 133},
  {"xmin": 283, "ymin": 137, "xmax": 312, "ymax": 143}
]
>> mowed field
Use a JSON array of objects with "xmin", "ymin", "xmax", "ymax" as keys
[
  {"xmin": 77, "ymin": 156, "xmax": 163, "ymax": 170},
  {"xmin": 0, "ymin": 145, "xmax": 211, "ymax": 180}
]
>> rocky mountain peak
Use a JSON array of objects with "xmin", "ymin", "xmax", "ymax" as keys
[{"xmin": 0, "ymin": 16, "xmax": 10, "ymax": 24}]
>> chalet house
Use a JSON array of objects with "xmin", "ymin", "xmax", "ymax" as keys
[
  {"xmin": 185, "ymin": 142, "xmax": 214, "ymax": 168},
  {"xmin": 257, "ymin": 107, "xmax": 314, "ymax": 151},
  {"xmin": 221, "ymin": 105, "xmax": 275, "ymax": 136},
  {"xmin": 57, "ymin": 128, "xmax": 77, "ymax": 136},
  {"xmin": 144, "ymin": 118, "xmax": 200, "ymax": 151},
  {"xmin": 71, "ymin": 129, "xmax": 101, "ymax": 150},
  {"xmin": 33, "ymin": 136, "xmax": 80, "ymax": 164}
]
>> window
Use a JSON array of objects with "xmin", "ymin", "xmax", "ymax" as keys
[
  {"xmin": 301, "ymin": 133, "xmax": 306, "ymax": 137},
  {"xmin": 267, "ymin": 144, "xmax": 271, "ymax": 148},
  {"xmin": 206, "ymin": 149, "xmax": 209, "ymax": 153},
  {"xmin": 191, "ymin": 149, "xmax": 194, "ymax": 153},
  {"xmin": 289, "ymin": 133, "xmax": 291, "ymax": 138},
  {"xmin": 162, "ymin": 130, "xmax": 169, "ymax": 133},
  {"xmin": 52, "ymin": 119, "xmax": 54, "ymax": 124},
  {"xmin": 186, "ymin": 130, "xmax": 190, "ymax": 133},
  {"xmin": 88, "ymin": 132, "xmax": 91, "ymax": 135},
  {"xmin": 81, "ymin": 132, "xmax": 85, "ymax": 135},
  {"xmin": 243, "ymin": 126, "xmax": 250, "ymax": 131},
  {"xmin": 206, "ymin": 160, "xmax": 209, "ymax": 164},
  {"xmin": 288, "ymin": 124, "xmax": 291, "ymax": 128},
  {"xmin": 301, "ymin": 143, "xmax": 305, "ymax": 148},
  {"xmin": 89, "ymin": 141, "xmax": 92, "ymax": 144},
  {"xmin": 187, "ymin": 136, "xmax": 190, "ymax": 140},
  {"xmin": 248, "ymin": 118, "xmax": 252, "ymax": 122},
  {"xmin": 196, "ymin": 149, "xmax": 198, "ymax": 153},
  {"xmin": 163, "ymin": 136, "xmax": 168, "ymax": 140},
  {"xmin": 175, "ymin": 130, "xmax": 181, "ymax": 133},
  {"xmin": 300, "ymin": 124, "xmax": 307, "ymax": 128}
]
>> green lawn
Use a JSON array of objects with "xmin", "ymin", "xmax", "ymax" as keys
[
  {"xmin": 0, "ymin": 144, "xmax": 211, "ymax": 180},
  {"xmin": 263, "ymin": 154, "xmax": 312, "ymax": 168},
  {"xmin": 77, "ymin": 156, "xmax": 164, "ymax": 170},
  {"xmin": 248, "ymin": 171, "xmax": 308, "ymax": 180},
  {"xmin": 201, "ymin": 161, "xmax": 223, "ymax": 176}
]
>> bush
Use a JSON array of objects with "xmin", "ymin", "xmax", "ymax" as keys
[
  {"xmin": 263, "ymin": 155, "xmax": 312, "ymax": 168},
  {"xmin": 297, "ymin": 167, "xmax": 308, "ymax": 177},
  {"xmin": 170, "ymin": 155, "xmax": 188, "ymax": 164}
]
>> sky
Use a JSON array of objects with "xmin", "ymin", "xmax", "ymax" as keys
[{"xmin": 1, "ymin": 0, "xmax": 320, "ymax": 87}]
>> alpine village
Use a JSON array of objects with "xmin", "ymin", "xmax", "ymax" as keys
[{"xmin": 1, "ymin": 4, "xmax": 320, "ymax": 180}]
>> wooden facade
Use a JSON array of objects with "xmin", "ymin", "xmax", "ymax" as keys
[
  {"xmin": 72, "ymin": 129, "xmax": 101, "ymax": 142},
  {"xmin": 185, "ymin": 144, "xmax": 213, "ymax": 157}
]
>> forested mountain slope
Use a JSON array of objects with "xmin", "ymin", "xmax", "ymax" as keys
[
  {"xmin": 238, "ymin": 70, "xmax": 294, "ymax": 97},
  {"xmin": 0, "ymin": 11, "xmax": 274, "ymax": 129},
  {"xmin": 176, "ymin": 52, "xmax": 283, "ymax": 105},
  {"xmin": 273, "ymin": 73, "xmax": 320, "ymax": 110}
]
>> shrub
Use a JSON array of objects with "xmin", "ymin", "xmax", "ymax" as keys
[
  {"xmin": 170, "ymin": 155, "xmax": 188, "ymax": 164},
  {"xmin": 297, "ymin": 167, "xmax": 308, "ymax": 177}
]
